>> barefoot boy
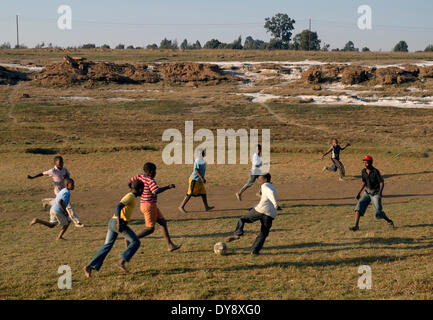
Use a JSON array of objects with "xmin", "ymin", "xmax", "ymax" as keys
[
  {"xmin": 321, "ymin": 139, "xmax": 350, "ymax": 181},
  {"xmin": 226, "ymin": 173, "xmax": 278, "ymax": 255},
  {"xmin": 27, "ymin": 156, "xmax": 84, "ymax": 227},
  {"xmin": 130, "ymin": 162, "xmax": 181, "ymax": 252},
  {"xmin": 178, "ymin": 148, "xmax": 214, "ymax": 214},
  {"xmin": 236, "ymin": 144, "xmax": 263, "ymax": 201},
  {"xmin": 84, "ymin": 180, "xmax": 144, "ymax": 277},
  {"xmin": 30, "ymin": 178, "xmax": 75, "ymax": 240},
  {"xmin": 349, "ymin": 155, "xmax": 395, "ymax": 231}
]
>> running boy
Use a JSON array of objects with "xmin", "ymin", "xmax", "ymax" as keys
[
  {"xmin": 27, "ymin": 156, "xmax": 84, "ymax": 227},
  {"xmin": 349, "ymin": 155, "xmax": 395, "ymax": 231},
  {"xmin": 236, "ymin": 144, "xmax": 263, "ymax": 201},
  {"xmin": 84, "ymin": 180, "xmax": 144, "ymax": 277},
  {"xmin": 130, "ymin": 162, "xmax": 181, "ymax": 252},
  {"xmin": 321, "ymin": 139, "xmax": 350, "ymax": 181},
  {"xmin": 30, "ymin": 178, "xmax": 75, "ymax": 241},
  {"xmin": 226, "ymin": 173, "xmax": 278, "ymax": 255},
  {"xmin": 178, "ymin": 148, "xmax": 214, "ymax": 214}
]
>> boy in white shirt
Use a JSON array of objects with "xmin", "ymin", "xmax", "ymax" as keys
[
  {"xmin": 236, "ymin": 144, "xmax": 263, "ymax": 201},
  {"xmin": 227, "ymin": 173, "xmax": 278, "ymax": 255}
]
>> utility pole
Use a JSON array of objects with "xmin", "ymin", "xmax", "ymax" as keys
[
  {"xmin": 308, "ymin": 18, "xmax": 311, "ymax": 51},
  {"xmin": 16, "ymin": 15, "xmax": 19, "ymax": 48}
]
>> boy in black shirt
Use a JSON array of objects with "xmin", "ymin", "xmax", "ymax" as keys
[
  {"xmin": 322, "ymin": 139, "xmax": 350, "ymax": 181},
  {"xmin": 349, "ymin": 155, "xmax": 395, "ymax": 231}
]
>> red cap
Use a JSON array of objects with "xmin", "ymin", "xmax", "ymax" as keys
[{"xmin": 362, "ymin": 155, "xmax": 373, "ymax": 161}]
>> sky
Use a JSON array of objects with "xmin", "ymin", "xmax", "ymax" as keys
[{"xmin": 1, "ymin": 0, "xmax": 433, "ymax": 51}]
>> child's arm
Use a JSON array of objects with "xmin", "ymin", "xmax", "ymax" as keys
[
  {"xmin": 58, "ymin": 199, "xmax": 68, "ymax": 215},
  {"xmin": 114, "ymin": 202, "xmax": 126, "ymax": 232},
  {"xmin": 341, "ymin": 143, "xmax": 351, "ymax": 151},
  {"xmin": 356, "ymin": 182, "xmax": 366, "ymax": 200},
  {"xmin": 153, "ymin": 184, "xmax": 175, "ymax": 195},
  {"xmin": 195, "ymin": 169, "xmax": 206, "ymax": 183},
  {"xmin": 321, "ymin": 147, "xmax": 333, "ymax": 160},
  {"xmin": 27, "ymin": 173, "xmax": 43, "ymax": 179}
]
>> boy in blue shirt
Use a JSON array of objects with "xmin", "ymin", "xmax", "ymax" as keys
[
  {"xmin": 30, "ymin": 178, "xmax": 74, "ymax": 241},
  {"xmin": 178, "ymin": 149, "xmax": 214, "ymax": 214}
]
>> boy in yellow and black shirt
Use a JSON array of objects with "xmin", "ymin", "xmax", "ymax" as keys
[{"xmin": 84, "ymin": 180, "xmax": 144, "ymax": 277}]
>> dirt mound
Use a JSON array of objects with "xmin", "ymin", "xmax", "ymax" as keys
[
  {"xmin": 35, "ymin": 56, "xmax": 160, "ymax": 86},
  {"xmin": 301, "ymin": 66, "xmax": 323, "ymax": 83},
  {"xmin": 419, "ymin": 66, "xmax": 433, "ymax": 78},
  {"xmin": 159, "ymin": 62, "xmax": 231, "ymax": 82},
  {"xmin": 301, "ymin": 64, "xmax": 345, "ymax": 84},
  {"xmin": 341, "ymin": 66, "xmax": 371, "ymax": 85},
  {"xmin": 375, "ymin": 67, "xmax": 417, "ymax": 85},
  {"xmin": 0, "ymin": 66, "xmax": 29, "ymax": 85}
]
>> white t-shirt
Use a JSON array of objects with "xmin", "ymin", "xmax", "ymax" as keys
[
  {"xmin": 254, "ymin": 182, "xmax": 278, "ymax": 219},
  {"xmin": 251, "ymin": 153, "xmax": 263, "ymax": 176}
]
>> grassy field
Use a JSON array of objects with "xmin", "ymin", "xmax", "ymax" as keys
[{"xmin": 1, "ymin": 50, "xmax": 433, "ymax": 300}]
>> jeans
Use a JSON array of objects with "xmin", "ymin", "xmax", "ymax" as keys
[
  {"xmin": 355, "ymin": 190, "xmax": 388, "ymax": 220},
  {"xmin": 87, "ymin": 218, "xmax": 140, "ymax": 271},
  {"xmin": 239, "ymin": 175, "xmax": 259, "ymax": 194},
  {"xmin": 325, "ymin": 159, "xmax": 345, "ymax": 178},
  {"xmin": 234, "ymin": 208, "xmax": 273, "ymax": 254}
]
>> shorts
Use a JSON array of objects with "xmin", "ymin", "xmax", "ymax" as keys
[
  {"xmin": 140, "ymin": 203, "xmax": 164, "ymax": 228},
  {"xmin": 49, "ymin": 209, "xmax": 70, "ymax": 227},
  {"xmin": 354, "ymin": 190, "xmax": 387, "ymax": 220},
  {"xmin": 187, "ymin": 177, "xmax": 206, "ymax": 196}
]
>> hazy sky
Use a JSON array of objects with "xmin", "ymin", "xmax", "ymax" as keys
[{"xmin": 1, "ymin": 0, "xmax": 432, "ymax": 51}]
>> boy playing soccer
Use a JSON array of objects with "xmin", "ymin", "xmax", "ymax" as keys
[
  {"xmin": 130, "ymin": 162, "xmax": 181, "ymax": 252},
  {"xmin": 226, "ymin": 173, "xmax": 278, "ymax": 255},
  {"xmin": 30, "ymin": 178, "xmax": 75, "ymax": 241},
  {"xmin": 84, "ymin": 180, "xmax": 144, "ymax": 277},
  {"xmin": 321, "ymin": 139, "xmax": 350, "ymax": 181},
  {"xmin": 349, "ymin": 155, "xmax": 395, "ymax": 231},
  {"xmin": 178, "ymin": 148, "xmax": 214, "ymax": 214},
  {"xmin": 236, "ymin": 144, "xmax": 263, "ymax": 201},
  {"xmin": 27, "ymin": 156, "xmax": 84, "ymax": 227}
]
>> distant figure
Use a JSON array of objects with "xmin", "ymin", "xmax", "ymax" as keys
[
  {"xmin": 322, "ymin": 139, "xmax": 350, "ymax": 181},
  {"xmin": 178, "ymin": 148, "xmax": 214, "ymax": 214},
  {"xmin": 27, "ymin": 156, "xmax": 84, "ymax": 227},
  {"xmin": 30, "ymin": 178, "xmax": 75, "ymax": 241},
  {"xmin": 349, "ymin": 155, "xmax": 395, "ymax": 231},
  {"xmin": 236, "ymin": 144, "xmax": 263, "ymax": 201},
  {"xmin": 226, "ymin": 173, "xmax": 278, "ymax": 255}
]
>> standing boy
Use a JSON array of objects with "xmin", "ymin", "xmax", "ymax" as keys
[
  {"xmin": 27, "ymin": 156, "xmax": 84, "ymax": 227},
  {"xmin": 30, "ymin": 178, "xmax": 75, "ymax": 241},
  {"xmin": 226, "ymin": 173, "xmax": 278, "ymax": 255},
  {"xmin": 321, "ymin": 139, "xmax": 350, "ymax": 181},
  {"xmin": 178, "ymin": 148, "xmax": 214, "ymax": 214},
  {"xmin": 349, "ymin": 155, "xmax": 395, "ymax": 231},
  {"xmin": 84, "ymin": 180, "xmax": 144, "ymax": 277},
  {"xmin": 130, "ymin": 162, "xmax": 181, "ymax": 252},
  {"xmin": 236, "ymin": 144, "xmax": 263, "ymax": 201}
]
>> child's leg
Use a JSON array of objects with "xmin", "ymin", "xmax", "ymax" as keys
[
  {"xmin": 251, "ymin": 215, "xmax": 273, "ymax": 254},
  {"xmin": 137, "ymin": 203, "xmax": 156, "ymax": 237},
  {"xmin": 30, "ymin": 218, "xmax": 56, "ymax": 228},
  {"xmin": 371, "ymin": 195, "xmax": 394, "ymax": 226},
  {"xmin": 178, "ymin": 195, "xmax": 192, "ymax": 213},
  {"xmin": 42, "ymin": 198, "xmax": 55, "ymax": 210},
  {"xmin": 201, "ymin": 194, "xmax": 214, "ymax": 211},
  {"xmin": 157, "ymin": 218, "xmax": 181, "ymax": 251},
  {"xmin": 119, "ymin": 225, "xmax": 141, "ymax": 271},
  {"xmin": 87, "ymin": 219, "xmax": 118, "ymax": 272},
  {"xmin": 237, "ymin": 175, "xmax": 258, "ymax": 198},
  {"xmin": 56, "ymin": 223, "xmax": 70, "ymax": 240},
  {"xmin": 350, "ymin": 192, "xmax": 370, "ymax": 230},
  {"xmin": 333, "ymin": 159, "xmax": 345, "ymax": 180}
]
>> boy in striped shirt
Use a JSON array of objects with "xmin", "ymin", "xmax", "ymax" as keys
[{"xmin": 130, "ymin": 162, "xmax": 181, "ymax": 252}]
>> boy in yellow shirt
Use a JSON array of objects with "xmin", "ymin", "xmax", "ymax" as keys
[{"xmin": 84, "ymin": 180, "xmax": 144, "ymax": 277}]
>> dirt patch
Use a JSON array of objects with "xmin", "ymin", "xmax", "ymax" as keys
[
  {"xmin": 159, "ymin": 62, "xmax": 233, "ymax": 83},
  {"xmin": 420, "ymin": 66, "xmax": 433, "ymax": 79},
  {"xmin": 375, "ymin": 67, "xmax": 418, "ymax": 85},
  {"xmin": 341, "ymin": 66, "xmax": 372, "ymax": 85},
  {"xmin": 0, "ymin": 66, "xmax": 29, "ymax": 85}
]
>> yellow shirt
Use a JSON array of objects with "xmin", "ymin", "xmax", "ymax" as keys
[{"xmin": 112, "ymin": 192, "xmax": 137, "ymax": 222}]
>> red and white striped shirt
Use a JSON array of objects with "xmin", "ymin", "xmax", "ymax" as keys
[{"xmin": 130, "ymin": 175, "xmax": 158, "ymax": 203}]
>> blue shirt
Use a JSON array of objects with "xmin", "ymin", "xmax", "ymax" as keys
[
  {"xmin": 190, "ymin": 158, "xmax": 206, "ymax": 182},
  {"xmin": 51, "ymin": 188, "xmax": 71, "ymax": 214}
]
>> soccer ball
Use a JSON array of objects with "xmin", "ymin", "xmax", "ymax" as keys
[{"xmin": 214, "ymin": 242, "xmax": 227, "ymax": 255}]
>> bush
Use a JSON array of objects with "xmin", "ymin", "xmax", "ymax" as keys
[
  {"xmin": 393, "ymin": 41, "xmax": 408, "ymax": 52},
  {"xmin": 425, "ymin": 45, "xmax": 433, "ymax": 52},
  {"xmin": 115, "ymin": 44, "xmax": 125, "ymax": 49}
]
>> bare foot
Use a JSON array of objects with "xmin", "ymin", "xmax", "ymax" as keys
[
  {"xmin": 169, "ymin": 244, "xmax": 182, "ymax": 252},
  {"xmin": 205, "ymin": 206, "xmax": 214, "ymax": 212},
  {"xmin": 225, "ymin": 235, "xmax": 241, "ymax": 242},
  {"xmin": 235, "ymin": 193, "xmax": 242, "ymax": 201},
  {"xmin": 178, "ymin": 207, "xmax": 187, "ymax": 214},
  {"xmin": 116, "ymin": 261, "xmax": 129, "ymax": 273},
  {"xmin": 84, "ymin": 266, "xmax": 92, "ymax": 278},
  {"xmin": 30, "ymin": 218, "xmax": 37, "ymax": 226},
  {"xmin": 322, "ymin": 166, "xmax": 327, "ymax": 172},
  {"xmin": 339, "ymin": 178, "xmax": 344, "ymax": 182},
  {"xmin": 56, "ymin": 237, "xmax": 67, "ymax": 241}
]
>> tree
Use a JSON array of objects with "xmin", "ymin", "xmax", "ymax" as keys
[
  {"xmin": 192, "ymin": 40, "xmax": 202, "ymax": 49},
  {"xmin": 244, "ymin": 36, "xmax": 265, "ymax": 50},
  {"xmin": 292, "ymin": 30, "xmax": 321, "ymax": 51},
  {"xmin": 226, "ymin": 36, "xmax": 243, "ymax": 49},
  {"xmin": 321, "ymin": 43, "xmax": 330, "ymax": 51},
  {"xmin": 0, "ymin": 42, "xmax": 11, "ymax": 49},
  {"xmin": 101, "ymin": 44, "xmax": 110, "ymax": 49},
  {"xmin": 35, "ymin": 42, "xmax": 45, "ymax": 49},
  {"xmin": 265, "ymin": 39, "xmax": 285, "ymax": 50},
  {"xmin": 264, "ymin": 13, "xmax": 295, "ymax": 47},
  {"xmin": 159, "ymin": 38, "xmax": 178, "ymax": 49},
  {"xmin": 362, "ymin": 47, "xmax": 370, "ymax": 52},
  {"xmin": 126, "ymin": 45, "xmax": 134, "ymax": 49},
  {"xmin": 343, "ymin": 41, "xmax": 358, "ymax": 52},
  {"xmin": 393, "ymin": 41, "xmax": 408, "ymax": 52},
  {"xmin": 425, "ymin": 44, "xmax": 433, "ymax": 52},
  {"xmin": 115, "ymin": 44, "xmax": 125, "ymax": 49},
  {"xmin": 146, "ymin": 43, "xmax": 158, "ymax": 49},
  {"xmin": 180, "ymin": 39, "xmax": 188, "ymax": 50},
  {"xmin": 81, "ymin": 43, "xmax": 96, "ymax": 49},
  {"xmin": 204, "ymin": 39, "xmax": 222, "ymax": 49}
]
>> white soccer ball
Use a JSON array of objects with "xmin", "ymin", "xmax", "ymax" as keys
[{"xmin": 214, "ymin": 242, "xmax": 227, "ymax": 255}]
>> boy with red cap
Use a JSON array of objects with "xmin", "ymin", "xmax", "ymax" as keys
[{"xmin": 349, "ymin": 155, "xmax": 395, "ymax": 231}]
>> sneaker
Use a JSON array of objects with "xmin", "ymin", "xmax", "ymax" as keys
[
  {"xmin": 225, "ymin": 235, "xmax": 241, "ymax": 242},
  {"xmin": 349, "ymin": 226, "xmax": 359, "ymax": 232}
]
